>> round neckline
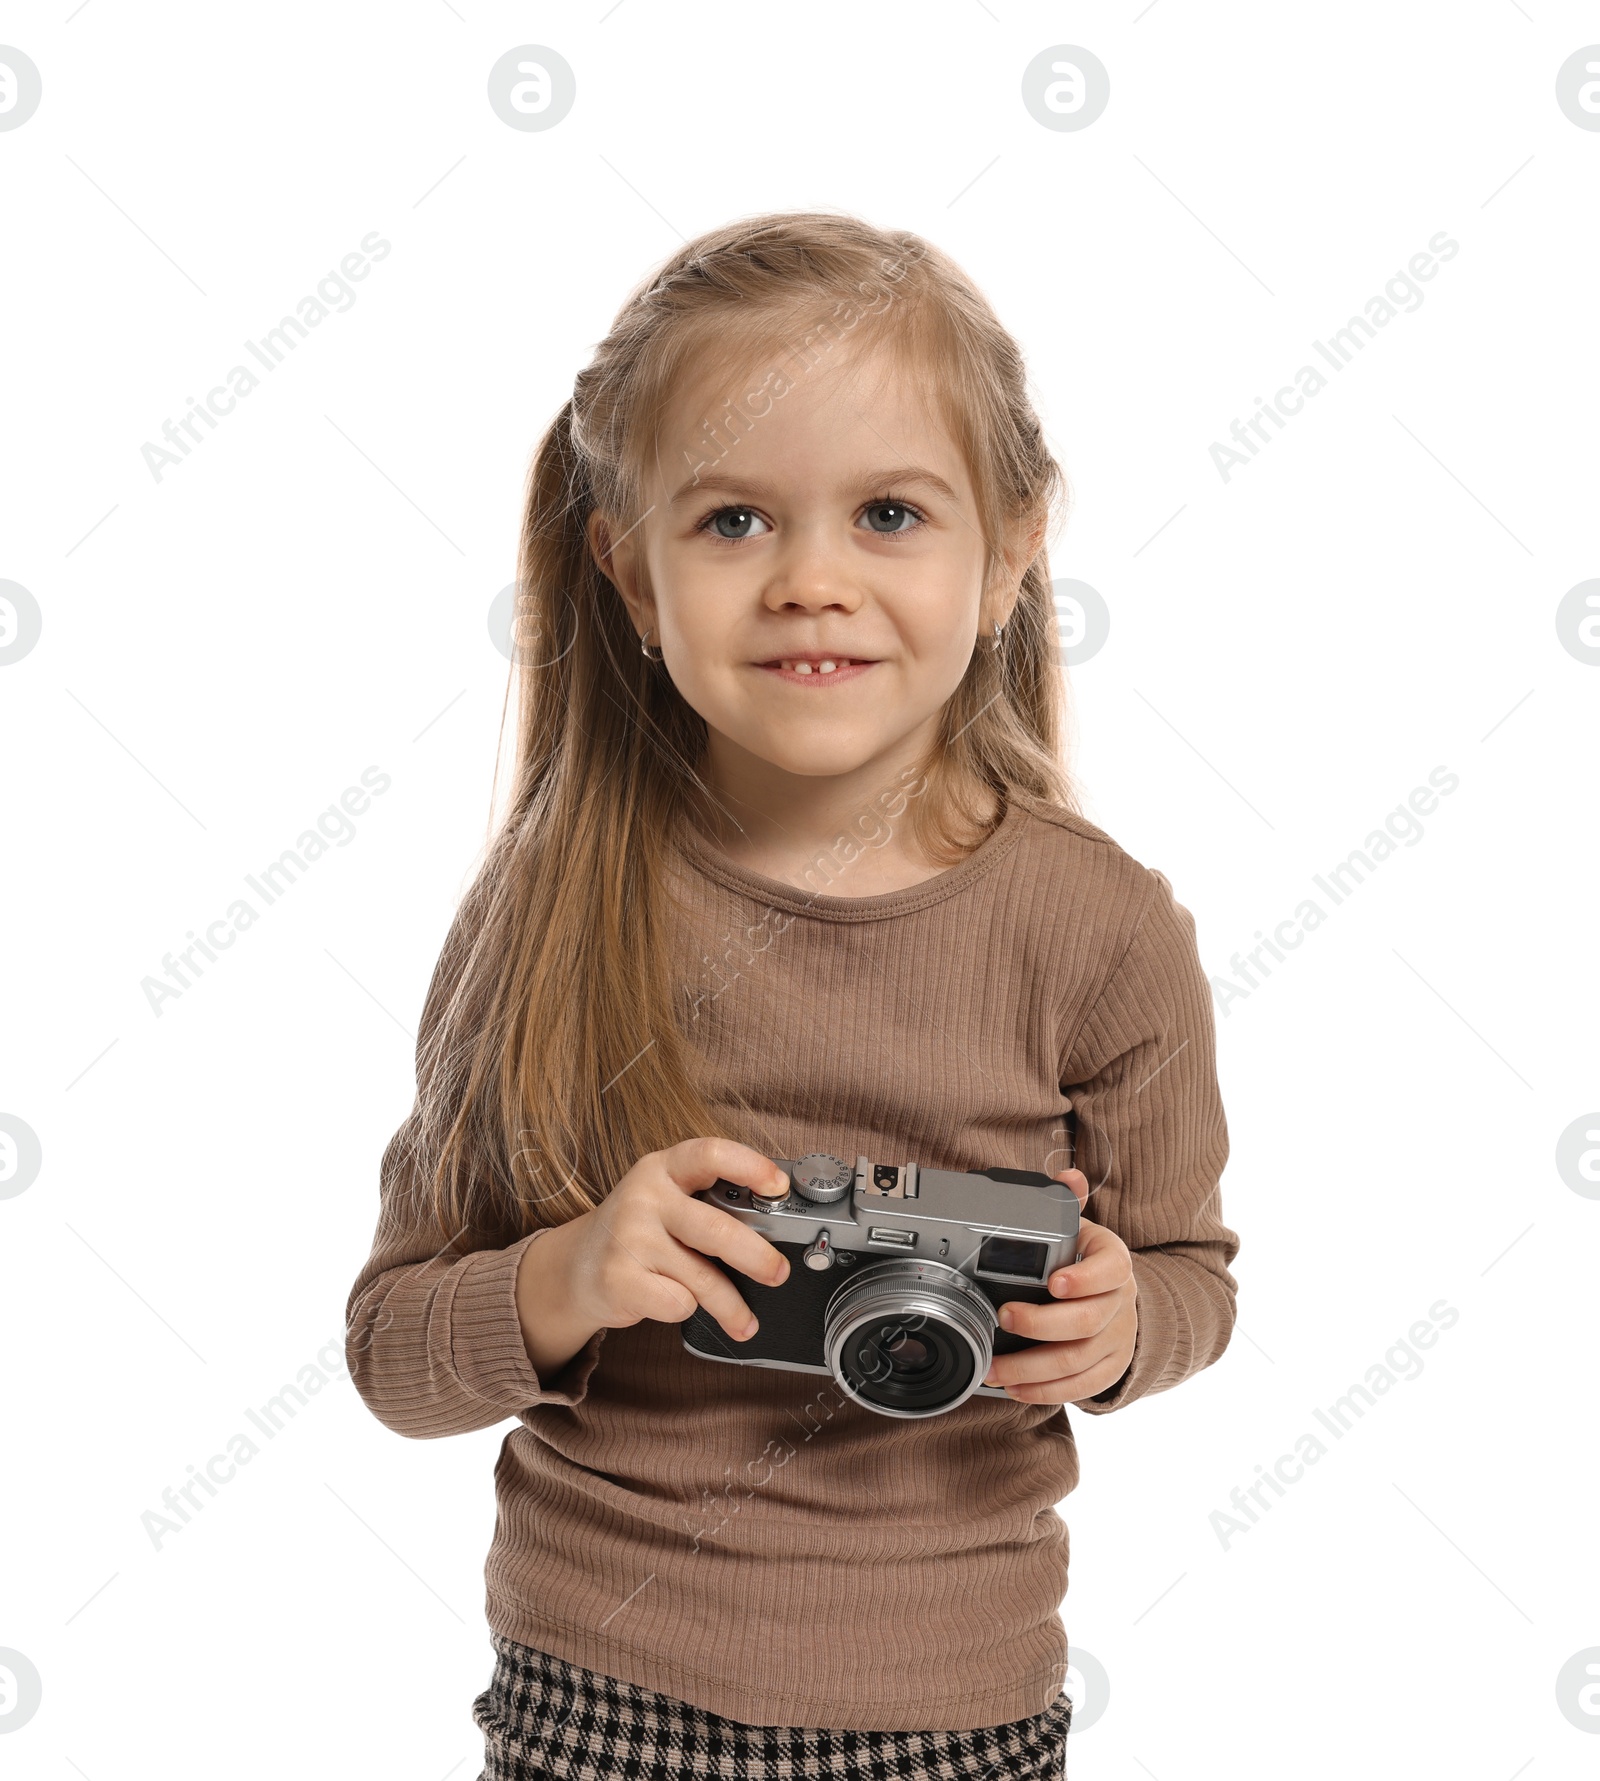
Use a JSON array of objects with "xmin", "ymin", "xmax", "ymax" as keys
[{"xmin": 670, "ymin": 789, "xmax": 1034, "ymax": 922}]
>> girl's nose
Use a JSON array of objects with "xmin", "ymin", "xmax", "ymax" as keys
[{"xmin": 763, "ymin": 530, "xmax": 860, "ymax": 612}]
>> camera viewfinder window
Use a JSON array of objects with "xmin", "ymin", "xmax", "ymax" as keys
[{"xmin": 976, "ymin": 1235, "xmax": 1048, "ymax": 1281}]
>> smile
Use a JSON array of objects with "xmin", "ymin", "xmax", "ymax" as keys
[{"xmin": 755, "ymin": 659, "xmax": 878, "ymax": 685}]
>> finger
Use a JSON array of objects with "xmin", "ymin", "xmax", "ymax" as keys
[
  {"xmin": 987, "ymin": 1332, "xmax": 1105, "ymax": 1386},
  {"xmin": 985, "ymin": 1338, "xmax": 1117, "ymax": 1390},
  {"xmin": 660, "ymin": 1136, "xmax": 790, "ymax": 1202},
  {"xmin": 655, "ymin": 1137, "xmax": 795, "ymax": 1284},
  {"xmin": 665, "ymin": 1188, "xmax": 793, "ymax": 1294},
  {"xmin": 605, "ymin": 1207, "xmax": 775, "ymax": 1343},
  {"xmin": 598, "ymin": 1143, "xmax": 792, "ymax": 1341},
  {"xmin": 1050, "ymin": 1167, "xmax": 1092, "ymax": 1212},
  {"xmin": 1042, "ymin": 1222, "xmax": 1131, "ymax": 1299},
  {"xmin": 995, "ymin": 1360, "xmax": 1123, "ymax": 1403},
  {"xmin": 654, "ymin": 1233, "xmax": 774, "ymax": 1344},
  {"xmin": 996, "ymin": 1290, "xmax": 1119, "ymax": 1345},
  {"xmin": 1010, "ymin": 1346, "xmax": 1130, "ymax": 1401}
]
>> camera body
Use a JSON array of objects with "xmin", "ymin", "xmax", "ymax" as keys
[{"xmin": 681, "ymin": 1151, "xmax": 1081, "ymax": 1419}]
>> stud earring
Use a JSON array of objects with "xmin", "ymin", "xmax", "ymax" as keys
[
  {"xmin": 991, "ymin": 620, "xmax": 1006, "ymax": 651},
  {"xmin": 641, "ymin": 628, "xmax": 665, "ymax": 662}
]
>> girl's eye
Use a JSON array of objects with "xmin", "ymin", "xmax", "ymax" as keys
[
  {"xmin": 858, "ymin": 499, "xmax": 925, "ymax": 536},
  {"xmin": 703, "ymin": 506, "xmax": 770, "ymax": 541}
]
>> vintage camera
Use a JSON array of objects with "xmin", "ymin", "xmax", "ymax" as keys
[{"xmin": 681, "ymin": 1151, "xmax": 1081, "ymax": 1419}]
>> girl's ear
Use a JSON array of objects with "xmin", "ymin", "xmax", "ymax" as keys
[
  {"xmin": 585, "ymin": 508, "xmax": 620, "ymax": 589},
  {"xmin": 1013, "ymin": 508, "xmax": 1048, "ymax": 582},
  {"xmin": 989, "ymin": 508, "xmax": 1049, "ymax": 628},
  {"xmin": 586, "ymin": 509, "xmax": 652, "ymax": 635}
]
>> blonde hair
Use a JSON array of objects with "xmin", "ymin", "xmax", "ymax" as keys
[{"xmin": 402, "ymin": 210, "xmax": 1082, "ymax": 1250}]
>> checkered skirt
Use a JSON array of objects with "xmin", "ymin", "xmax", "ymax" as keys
[{"xmin": 473, "ymin": 1634, "xmax": 1071, "ymax": 1780}]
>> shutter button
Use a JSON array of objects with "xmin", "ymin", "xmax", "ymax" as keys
[{"xmin": 802, "ymin": 1231, "xmax": 834, "ymax": 1271}]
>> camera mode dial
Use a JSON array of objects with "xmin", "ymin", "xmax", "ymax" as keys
[{"xmin": 789, "ymin": 1153, "xmax": 854, "ymax": 1205}]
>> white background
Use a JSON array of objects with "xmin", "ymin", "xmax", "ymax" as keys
[{"xmin": 2, "ymin": 3, "xmax": 1597, "ymax": 1776}]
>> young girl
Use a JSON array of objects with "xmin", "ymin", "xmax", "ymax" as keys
[{"xmin": 345, "ymin": 211, "xmax": 1239, "ymax": 1781}]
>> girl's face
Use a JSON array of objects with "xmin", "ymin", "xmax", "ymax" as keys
[{"xmin": 591, "ymin": 333, "xmax": 1037, "ymax": 798}]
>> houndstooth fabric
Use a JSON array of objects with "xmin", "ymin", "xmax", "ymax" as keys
[{"xmin": 473, "ymin": 1634, "xmax": 1071, "ymax": 1780}]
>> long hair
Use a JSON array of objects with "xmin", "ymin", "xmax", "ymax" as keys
[{"xmin": 404, "ymin": 210, "xmax": 1082, "ymax": 1250}]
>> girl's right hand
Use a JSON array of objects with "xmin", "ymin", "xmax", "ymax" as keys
[{"xmin": 563, "ymin": 1139, "xmax": 793, "ymax": 1342}]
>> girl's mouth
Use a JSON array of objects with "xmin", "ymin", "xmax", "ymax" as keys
[{"xmin": 755, "ymin": 658, "xmax": 878, "ymax": 685}]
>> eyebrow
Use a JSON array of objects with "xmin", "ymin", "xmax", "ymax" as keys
[{"xmin": 667, "ymin": 465, "xmax": 961, "ymax": 508}]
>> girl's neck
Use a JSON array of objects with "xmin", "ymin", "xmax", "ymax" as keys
[{"xmin": 694, "ymin": 771, "xmax": 1003, "ymax": 897}]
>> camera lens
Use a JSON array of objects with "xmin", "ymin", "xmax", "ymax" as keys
[
  {"xmin": 844, "ymin": 1315, "xmax": 973, "ymax": 1412},
  {"xmin": 824, "ymin": 1260, "xmax": 996, "ymax": 1418},
  {"xmin": 884, "ymin": 1331, "xmax": 930, "ymax": 1372}
]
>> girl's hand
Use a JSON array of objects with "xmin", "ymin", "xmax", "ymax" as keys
[
  {"xmin": 562, "ymin": 1138, "xmax": 794, "ymax": 1344},
  {"xmin": 981, "ymin": 1167, "xmax": 1139, "ymax": 1405}
]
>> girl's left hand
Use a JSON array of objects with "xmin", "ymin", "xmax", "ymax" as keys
[{"xmin": 982, "ymin": 1168, "xmax": 1138, "ymax": 1405}]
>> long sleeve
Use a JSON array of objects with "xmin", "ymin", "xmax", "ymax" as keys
[
  {"xmin": 343, "ymin": 892, "xmax": 607, "ymax": 1440},
  {"xmin": 1059, "ymin": 866, "xmax": 1238, "ymax": 1414}
]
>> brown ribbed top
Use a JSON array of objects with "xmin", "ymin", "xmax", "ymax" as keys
[{"xmin": 344, "ymin": 788, "xmax": 1238, "ymax": 1732}]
